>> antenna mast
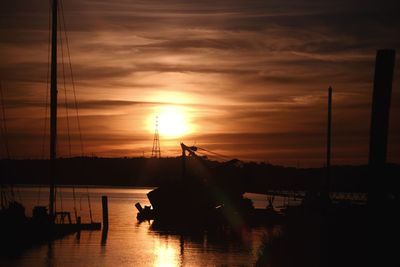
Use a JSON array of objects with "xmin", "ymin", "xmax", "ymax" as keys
[{"xmin": 151, "ymin": 116, "xmax": 161, "ymax": 158}]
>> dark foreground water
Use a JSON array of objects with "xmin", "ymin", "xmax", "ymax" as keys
[{"xmin": 1, "ymin": 187, "xmax": 280, "ymax": 266}]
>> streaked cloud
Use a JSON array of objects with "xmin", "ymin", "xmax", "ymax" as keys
[{"xmin": 0, "ymin": 0, "xmax": 399, "ymax": 166}]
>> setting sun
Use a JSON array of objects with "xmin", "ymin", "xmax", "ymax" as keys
[
  {"xmin": 148, "ymin": 106, "xmax": 191, "ymax": 138},
  {"xmin": 1, "ymin": 0, "xmax": 396, "ymax": 266}
]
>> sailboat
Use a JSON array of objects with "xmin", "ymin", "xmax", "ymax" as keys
[
  {"xmin": 37, "ymin": 0, "xmax": 101, "ymax": 231},
  {"xmin": 1, "ymin": 0, "xmax": 100, "ymax": 250}
]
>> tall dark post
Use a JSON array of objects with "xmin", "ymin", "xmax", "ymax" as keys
[
  {"xmin": 326, "ymin": 87, "xmax": 332, "ymax": 194},
  {"xmin": 181, "ymin": 143, "xmax": 186, "ymax": 180},
  {"xmin": 49, "ymin": 0, "xmax": 58, "ymax": 219},
  {"xmin": 102, "ymin": 196, "xmax": 109, "ymax": 229},
  {"xmin": 368, "ymin": 49, "xmax": 395, "ymax": 205},
  {"xmin": 368, "ymin": 50, "xmax": 395, "ymax": 167}
]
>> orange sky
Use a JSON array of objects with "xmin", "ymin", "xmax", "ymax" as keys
[{"xmin": 0, "ymin": 0, "xmax": 399, "ymax": 166}]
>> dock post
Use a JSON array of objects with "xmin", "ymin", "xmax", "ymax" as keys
[{"xmin": 102, "ymin": 196, "xmax": 109, "ymax": 229}]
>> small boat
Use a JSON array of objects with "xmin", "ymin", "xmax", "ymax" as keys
[
  {"xmin": 135, "ymin": 143, "xmax": 254, "ymax": 228},
  {"xmin": 135, "ymin": 203, "xmax": 155, "ymax": 221}
]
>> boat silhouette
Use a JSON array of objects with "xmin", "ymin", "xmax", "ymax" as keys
[
  {"xmin": 1, "ymin": 0, "xmax": 100, "ymax": 253},
  {"xmin": 135, "ymin": 143, "xmax": 257, "ymax": 228}
]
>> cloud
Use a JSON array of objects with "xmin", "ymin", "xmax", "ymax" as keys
[{"xmin": 1, "ymin": 0, "xmax": 399, "ymax": 165}]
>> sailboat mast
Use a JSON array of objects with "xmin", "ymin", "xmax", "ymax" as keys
[{"xmin": 49, "ymin": 0, "xmax": 58, "ymax": 218}]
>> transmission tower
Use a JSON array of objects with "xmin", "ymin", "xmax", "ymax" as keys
[{"xmin": 151, "ymin": 116, "xmax": 161, "ymax": 158}]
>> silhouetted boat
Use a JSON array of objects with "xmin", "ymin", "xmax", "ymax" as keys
[
  {"xmin": 135, "ymin": 143, "xmax": 255, "ymax": 228},
  {"xmin": 1, "ymin": 0, "xmax": 100, "ymax": 252},
  {"xmin": 41, "ymin": 0, "xmax": 101, "ymax": 233}
]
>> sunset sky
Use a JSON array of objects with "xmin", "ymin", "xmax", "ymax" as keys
[{"xmin": 0, "ymin": 0, "xmax": 399, "ymax": 166}]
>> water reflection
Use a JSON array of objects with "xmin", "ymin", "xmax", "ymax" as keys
[
  {"xmin": 146, "ymin": 219, "xmax": 274, "ymax": 266},
  {"xmin": 1, "ymin": 187, "xmax": 273, "ymax": 266},
  {"xmin": 45, "ymin": 243, "xmax": 54, "ymax": 267},
  {"xmin": 153, "ymin": 237, "xmax": 180, "ymax": 267},
  {"xmin": 101, "ymin": 228, "xmax": 108, "ymax": 246}
]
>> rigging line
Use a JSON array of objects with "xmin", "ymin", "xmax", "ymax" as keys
[
  {"xmin": 59, "ymin": 9, "xmax": 72, "ymax": 158},
  {"xmin": 60, "ymin": 1, "xmax": 92, "ymax": 225},
  {"xmin": 194, "ymin": 150, "xmax": 224, "ymax": 161},
  {"xmin": 86, "ymin": 186, "xmax": 93, "ymax": 223},
  {"xmin": 0, "ymin": 82, "xmax": 10, "ymax": 159},
  {"xmin": 60, "ymin": 0, "xmax": 85, "ymax": 156},
  {"xmin": 59, "ymin": 2, "xmax": 78, "ymax": 222},
  {"xmin": 38, "ymin": 1, "xmax": 52, "ymax": 206},
  {"xmin": 197, "ymin": 147, "xmax": 232, "ymax": 160},
  {"xmin": 41, "ymin": 1, "xmax": 52, "ymax": 160},
  {"xmin": 196, "ymin": 150, "xmax": 225, "ymax": 160},
  {"xmin": 52, "ymin": 4, "xmax": 65, "ymax": 211},
  {"xmin": 60, "ymin": 0, "xmax": 86, "ymax": 222},
  {"xmin": 0, "ymin": 82, "xmax": 18, "ymax": 201},
  {"xmin": 72, "ymin": 186, "xmax": 78, "ymax": 222}
]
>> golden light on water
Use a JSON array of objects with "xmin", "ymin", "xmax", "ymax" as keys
[{"xmin": 153, "ymin": 239, "xmax": 180, "ymax": 267}]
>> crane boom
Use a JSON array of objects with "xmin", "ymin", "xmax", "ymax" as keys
[{"xmin": 180, "ymin": 143, "xmax": 197, "ymax": 179}]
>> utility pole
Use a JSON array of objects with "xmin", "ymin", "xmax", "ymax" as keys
[
  {"xmin": 324, "ymin": 86, "xmax": 332, "ymax": 203},
  {"xmin": 151, "ymin": 116, "xmax": 161, "ymax": 158}
]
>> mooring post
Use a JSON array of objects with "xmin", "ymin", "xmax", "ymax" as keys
[{"xmin": 102, "ymin": 196, "xmax": 109, "ymax": 229}]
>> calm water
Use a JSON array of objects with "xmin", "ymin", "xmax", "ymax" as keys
[{"xmin": 1, "ymin": 186, "xmax": 280, "ymax": 266}]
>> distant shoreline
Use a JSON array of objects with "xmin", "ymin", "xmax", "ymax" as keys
[{"xmin": 1, "ymin": 157, "xmax": 399, "ymax": 193}]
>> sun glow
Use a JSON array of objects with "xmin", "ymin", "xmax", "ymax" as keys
[{"xmin": 148, "ymin": 106, "xmax": 192, "ymax": 138}]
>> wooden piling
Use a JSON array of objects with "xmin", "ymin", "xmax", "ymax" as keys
[{"xmin": 102, "ymin": 196, "xmax": 109, "ymax": 229}]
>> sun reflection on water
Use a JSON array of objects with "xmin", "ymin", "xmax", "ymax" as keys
[
  {"xmin": 3, "ymin": 187, "xmax": 272, "ymax": 266},
  {"xmin": 153, "ymin": 238, "xmax": 180, "ymax": 267}
]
